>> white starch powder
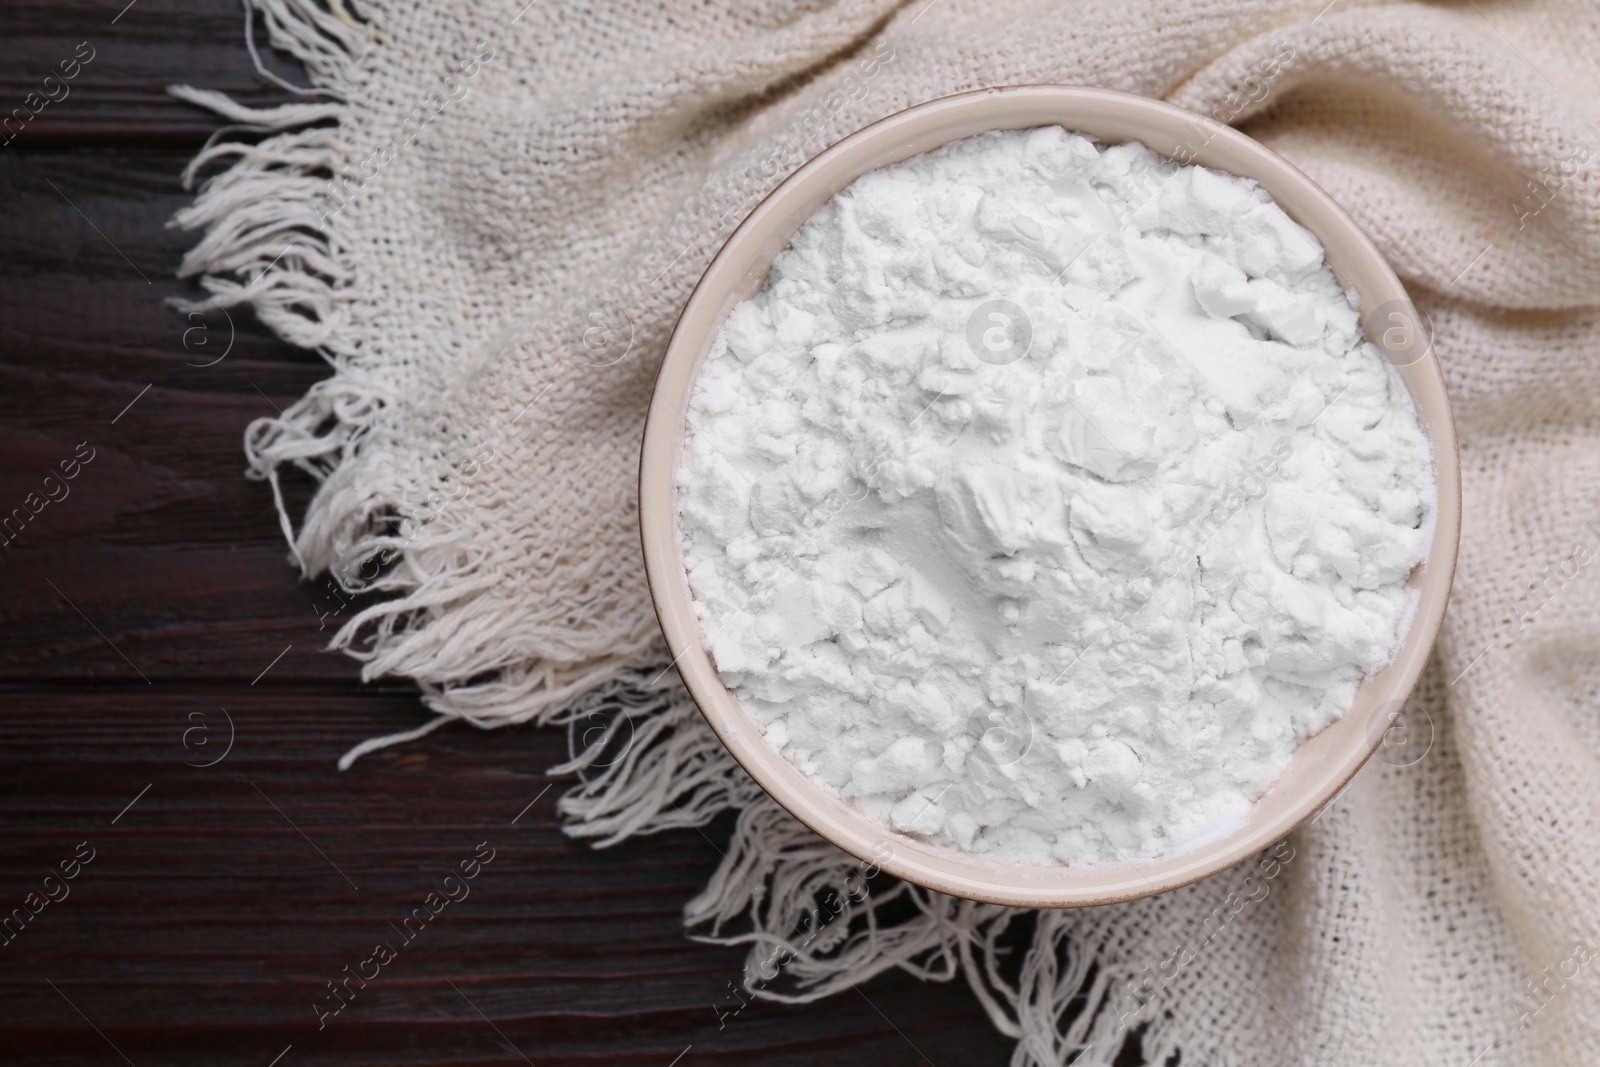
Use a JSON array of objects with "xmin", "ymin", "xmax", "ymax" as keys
[{"xmin": 677, "ymin": 128, "xmax": 1433, "ymax": 865}]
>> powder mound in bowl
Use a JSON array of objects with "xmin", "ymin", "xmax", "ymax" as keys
[{"xmin": 676, "ymin": 127, "xmax": 1434, "ymax": 865}]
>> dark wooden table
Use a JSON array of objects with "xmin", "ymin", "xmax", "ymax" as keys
[{"xmin": 0, "ymin": 2, "xmax": 1018, "ymax": 1063}]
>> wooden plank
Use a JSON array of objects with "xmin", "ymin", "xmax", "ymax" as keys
[
  {"xmin": 0, "ymin": 0, "xmax": 303, "ymax": 148},
  {"xmin": 0, "ymin": 147, "xmax": 368, "ymax": 683},
  {"xmin": 0, "ymin": 691, "xmax": 1011, "ymax": 1065},
  {"xmin": 0, "ymin": 0, "xmax": 1042, "ymax": 1062}
]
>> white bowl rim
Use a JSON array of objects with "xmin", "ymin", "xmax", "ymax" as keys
[{"xmin": 639, "ymin": 85, "xmax": 1462, "ymax": 908}]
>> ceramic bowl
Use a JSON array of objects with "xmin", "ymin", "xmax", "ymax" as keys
[{"xmin": 639, "ymin": 86, "xmax": 1460, "ymax": 907}]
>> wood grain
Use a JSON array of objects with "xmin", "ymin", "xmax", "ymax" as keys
[
  {"xmin": 0, "ymin": 2, "xmax": 1027, "ymax": 1064},
  {"xmin": 0, "ymin": 692, "xmax": 1016, "ymax": 1065}
]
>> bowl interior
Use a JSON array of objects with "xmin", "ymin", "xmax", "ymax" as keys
[{"xmin": 640, "ymin": 86, "xmax": 1461, "ymax": 907}]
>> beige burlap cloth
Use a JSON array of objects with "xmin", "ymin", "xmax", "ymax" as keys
[{"xmin": 172, "ymin": 0, "xmax": 1600, "ymax": 1062}]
